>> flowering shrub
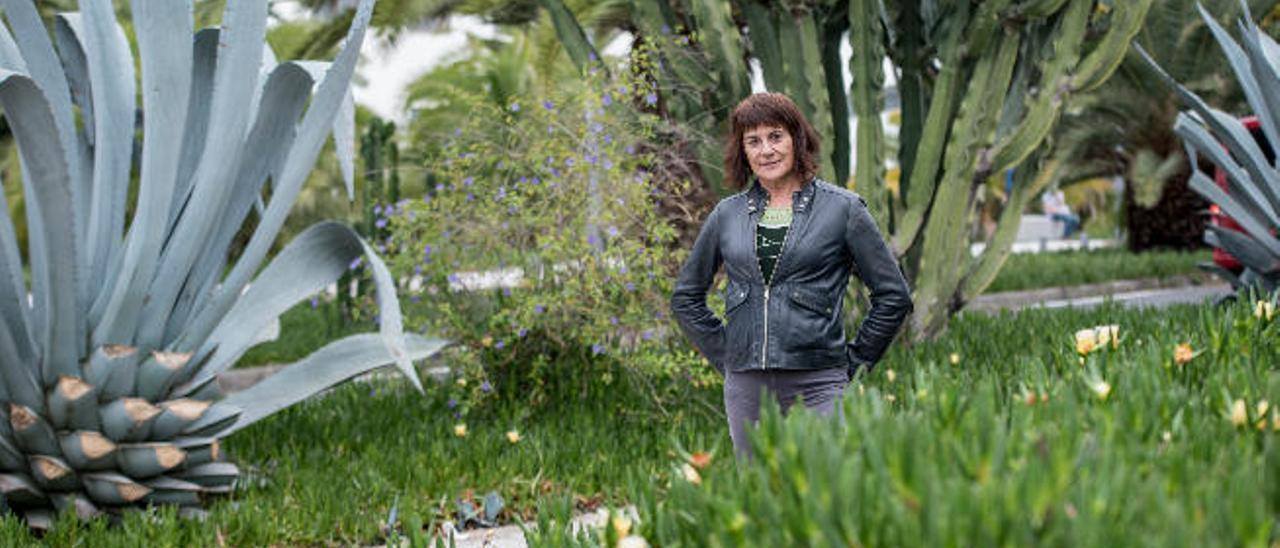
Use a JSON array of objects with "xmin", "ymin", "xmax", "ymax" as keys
[{"xmin": 384, "ymin": 67, "xmax": 703, "ymax": 408}]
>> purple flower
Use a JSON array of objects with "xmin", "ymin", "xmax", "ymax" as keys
[
  {"xmin": 587, "ymin": 233, "xmax": 600, "ymax": 247},
  {"xmin": 448, "ymin": 273, "xmax": 460, "ymax": 284},
  {"xmin": 609, "ymin": 316, "xmax": 619, "ymax": 325},
  {"xmin": 532, "ymin": 177, "xmax": 542, "ymax": 185},
  {"xmin": 375, "ymin": 218, "xmax": 388, "ymax": 229},
  {"xmin": 502, "ymin": 287, "xmax": 512, "ymax": 297},
  {"xmin": 480, "ymin": 381, "xmax": 492, "ymax": 393},
  {"xmin": 644, "ymin": 93, "xmax": 658, "ymax": 106},
  {"xmin": 348, "ymin": 257, "xmax": 363, "ymax": 270},
  {"xmin": 618, "ymin": 85, "xmax": 629, "ymax": 95},
  {"xmin": 453, "ymin": 411, "xmax": 462, "ymax": 419},
  {"xmin": 642, "ymin": 330, "xmax": 653, "ymax": 341},
  {"xmin": 466, "ymin": 193, "xmax": 475, "ymax": 202},
  {"xmin": 508, "ymin": 206, "xmax": 518, "ymax": 215},
  {"xmin": 534, "ymin": 303, "xmax": 545, "ymax": 314},
  {"xmin": 454, "ymin": 127, "xmax": 463, "ymax": 136},
  {"xmin": 564, "ymin": 158, "xmax": 575, "ymax": 168},
  {"xmin": 310, "ymin": 296, "xmax": 319, "ymax": 309},
  {"xmin": 410, "ymin": 295, "xmax": 420, "ymax": 304},
  {"xmin": 447, "ymin": 398, "xmax": 458, "ymax": 409},
  {"xmin": 495, "ymin": 340, "xmax": 505, "ymax": 349},
  {"xmin": 495, "ymin": 187, "xmax": 506, "ymax": 200},
  {"xmin": 604, "ymin": 159, "xmax": 614, "ymax": 169},
  {"xmin": 601, "ymin": 93, "xmax": 613, "ymax": 107},
  {"xmin": 619, "ymin": 265, "xmax": 628, "ymax": 274},
  {"xmin": 464, "ymin": 177, "xmax": 474, "ymax": 187},
  {"xmin": 604, "ymin": 134, "xmax": 614, "ymax": 144},
  {"xmin": 510, "ymin": 102, "xmax": 521, "ymax": 112},
  {"xmin": 660, "ymin": 24, "xmax": 671, "ymax": 35},
  {"xmin": 588, "ymin": 51, "xmax": 599, "ymax": 62},
  {"xmin": 543, "ymin": 100, "xmax": 555, "ymax": 110},
  {"xmin": 373, "ymin": 204, "xmax": 383, "ymax": 215},
  {"xmin": 435, "ymin": 183, "xmax": 445, "ymax": 193},
  {"xmin": 606, "ymin": 226, "xmax": 619, "ymax": 238},
  {"xmin": 518, "ymin": 328, "xmax": 528, "ymax": 338},
  {"xmin": 414, "ymin": 264, "xmax": 422, "ymax": 275},
  {"xmin": 591, "ymin": 122, "xmax": 604, "ymax": 133},
  {"xmin": 626, "ymin": 145, "xmax": 636, "ymax": 155},
  {"xmin": 592, "ymin": 344, "xmax": 606, "ymax": 355},
  {"xmin": 586, "ymin": 155, "xmax": 598, "ymax": 165},
  {"xmin": 551, "ymin": 168, "xmax": 562, "ymax": 177},
  {"xmin": 625, "ymin": 282, "xmax": 636, "ymax": 291}
]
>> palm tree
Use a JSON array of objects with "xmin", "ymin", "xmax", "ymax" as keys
[{"xmin": 1049, "ymin": 0, "xmax": 1278, "ymax": 251}]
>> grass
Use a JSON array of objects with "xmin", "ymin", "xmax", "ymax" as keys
[
  {"xmin": 4, "ymin": 294, "xmax": 1274, "ymax": 545},
  {"xmin": 236, "ymin": 299, "xmax": 370, "ymax": 367},
  {"xmin": 984, "ymin": 247, "xmax": 1213, "ymax": 293}
]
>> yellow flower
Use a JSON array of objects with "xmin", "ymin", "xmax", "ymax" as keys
[
  {"xmin": 1259, "ymin": 400, "xmax": 1271, "ymax": 417},
  {"xmin": 1174, "ymin": 343, "xmax": 1195, "ymax": 365},
  {"xmin": 1096, "ymin": 325, "xmax": 1119, "ymax": 349},
  {"xmin": 506, "ymin": 430, "xmax": 521, "ymax": 443},
  {"xmin": 611, "ymin": 514, "xmax": 633, "ymax": 538},
  {"xmin": 1162, "ymin": 431, "xmax": 1172, "ymax": 443},
  {"xmin": 885, "ymin": 393, "xmax": 897, "ymax": 403},
  {"xmin": 949, "ymin": 353, "xmax": 960, "ymax": 365},
  {"xmin": 1230, "ymin": 399, "xmax": 1248, "ymax": 427},
  {"xmin": 885, "ymin": 369, "xmax": 896, "ymax": 383},
  {"xmin": 1255, "ymin": 300, "xmax": 1275, "ymax": 321},
  {"xmin": 617, "ymin": 535, "xmax": 650, "ymax": 548},
  {"xmin": 1075, "ymin": 329, "xmax": 1098, "ymax": 356},
  {"xmin": 1272, "ymin": 409, "xmax": 1280, "ymax": 432},
  {"xmin": 680, "ymin": 463, "xmax": 701, "ymax": 485},
  {"xmin": 456, "ymin": 377, "xmax": 468, "ymax": 387},
  {"xmin": 1090, "ymin": 380, "xmax": 1111, "ymax": 401},
  {"xmin": 481, "ymin": 335, "xmax": 494, "ymax": 347},
  {"xmin": 454, "ymin": 423, "xmax": 468, "ymax": 437}
]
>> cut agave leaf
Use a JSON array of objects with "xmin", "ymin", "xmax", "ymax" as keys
[
  {"xmin": 85, "ymin": 344, "xmax": 142, "ymax": 402},
  {"xmin": 180, "ymin": 404, "xmax": 240, "ymax": 439},
  {"xmin": 50, "ymin": 492, "xmax": 100, "ymax": 520},
  {"xmin": 136, "ymin": 351, "xmax": 191, "ymax": 402},
  {"xmin": 81, "ymin": 472, "xmax": 150, "ymax": 505},
  {"xmin": 173, "ymin": 437, "xmax": 220, "ymax": 468},
  {"xmin": 117, "ymin": 442, "xmax": 186, "ymax": 478},
  {"xmin": 46, "ymin": 375, "xmax": 99, "ymax": 430},
  {"xmin": 0, "ymin": 434, "xmax": 24, "ymax": 471},
  {"xmin": 28, "ymin": 454, "xmax": 77, "ymax": 491},
  {"xmin": 8, "ymin": 403, "xmax": 59, "ymax": 456},
  {"xmin": 59, "ymin": 430, "xmax": 116, "ymax": 471},
  {"xmin": 0, "ymin": 472, "xmax": 46, "ymax": 506},
  {"xmin": 99, "ymin": 398, "xmax": 160, "ymax": 442},
  {"xmin": 150, "ymin": 399, "xmax": 211, "ymax": 440}
]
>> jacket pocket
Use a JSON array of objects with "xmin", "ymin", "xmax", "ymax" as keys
[
  {"xmin": 785, "ymin": 288, "xmax": 839, "ymax": 352},
  {"xmin": 721, "ymin": 281, "xmax": 750, "ymax": 363}
]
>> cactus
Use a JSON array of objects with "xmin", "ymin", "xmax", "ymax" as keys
[
  {"xmin": 0, "ymin": 0, "xmax": 443, "ymax": 526},
  {"xmin": 537, "ymin": 0, "xmax": 1150, "ymax": 338}
]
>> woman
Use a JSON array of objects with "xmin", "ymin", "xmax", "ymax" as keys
[{"xmin": 670, "ymin": 93, "xmax": 912, "ymax": 458}]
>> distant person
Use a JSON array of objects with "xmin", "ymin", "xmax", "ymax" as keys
[
  {"xmin": 670, "ymin": 93, "xmax": 912, "ymax": 460},
  {"xmin": 1041, "ymin": 188, "xmax": 1081, "ymax": 238}
]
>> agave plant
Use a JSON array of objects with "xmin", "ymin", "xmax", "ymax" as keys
[
  {"xmin": 1139, "ymin": 2, "xmax": 1280, "ymax": 293},
  {"xmin": 0, "ymin": 0, "xmax": 444, "ymax": 527}
]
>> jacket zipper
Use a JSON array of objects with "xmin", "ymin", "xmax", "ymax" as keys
[{"xmin": 755, "ymin": 202, "xmax": 794, "ymax": 370}]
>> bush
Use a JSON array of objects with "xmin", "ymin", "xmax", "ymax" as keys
[{"xmin": 385, "ymin": 67, "xmax": 708, "ymax": 410}]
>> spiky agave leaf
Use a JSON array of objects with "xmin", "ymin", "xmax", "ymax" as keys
[
  {"xmin": 0, "ymin": 0, "xmax": 446, "ymax": 525},
  {"xmin": 1138, "ymin": 1, "xmax": 1280, "ymax": 292}
]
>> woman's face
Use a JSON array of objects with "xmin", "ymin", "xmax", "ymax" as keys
[{"xmin": 742, "ymin": 124, "xmax": 796, "ymax": 186}]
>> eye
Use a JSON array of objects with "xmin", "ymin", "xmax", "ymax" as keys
[{"xmin": 769, "ymin": 131, "xmax": 784, "ymax": 142}]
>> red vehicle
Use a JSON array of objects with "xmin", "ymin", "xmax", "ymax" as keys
[{"xmin": 1210, "ymin": 116, "xmax": 1274, "ymax": 273}]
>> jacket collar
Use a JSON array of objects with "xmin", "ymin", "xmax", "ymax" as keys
[{"xmin": 744, "ymin": 177, "xmax": 817, "ymax": 214}]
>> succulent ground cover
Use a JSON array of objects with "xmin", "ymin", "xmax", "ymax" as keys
[{"xmin": 0, "ymin": 298, "xmax": 1271, "ymax": 544}]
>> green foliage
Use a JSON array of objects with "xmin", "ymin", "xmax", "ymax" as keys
[
  {"xmin": 985, "ymin": 248, "xmax": 1213, "ymax": 293},
  {"xmin": 388, "ymin": 65, "xmax": 694, "ymax": 407}
]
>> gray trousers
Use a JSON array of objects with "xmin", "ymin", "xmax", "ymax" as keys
[{"xmin": 723, "ymin": 366, "xmax": 848, "ymax": 459}]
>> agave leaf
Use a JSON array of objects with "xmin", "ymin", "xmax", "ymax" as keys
[
  {"xmin": 94, "ymin": 0, "xmax": 194, "ymax": 347},
  {"xmin": 0, "ymin": 0, "xmax": 83, "ymax": 220},
  {"xmin": 1206, "ymin": 225, "xmax": 1280, "ymax": 274},
  {"xmin": 168, "ymin": 61, "xmax": 314, "ymax": 342},
  {"xmin": 183, "ymin": 0, "xmax": 399, "ymax": 377},
  {"xmin": 1236, "ymin": 23, "xmax": 1280, "ymax": 167},
  {"xmin": 0, "ymin": 19, "xmax": 25, "ymax": 71},
  {"xmin": 336, "ymin": 89, "xmax": 356, "ymax": 199},
  {"xmin": 221, "ymin": 333, "xmax": 445, "ymax": 435},
  {"xmin": 0, "ymin": 71, "xmax": 81, "ymax": 385},
  {"xmin": 246, "ymin": 44, "xmax": 278, "ymax": 131},
  {"xmin": 0, "ymin": 178, "xmax": 32, "ymax": 364},
  {"xmin": 1175, "ymin": 113, "xmax": 1280, "ymax": 222},
  {"xmin": 80, "ymin": 0, "xmax": 137, "ymax": 307},
  {"xmin": 180, "ymin": 221, "xmax": 408, "ymax": 391},
  {"xmin": 1188, "ymin": 171, "xmax": 1280, "ymax": 257},
  {"xmin": 52, "ymin": 15, "xmax": 93, "ymax": 149},
  {"xmin": 166, "ymin": 28, "xmax": 220, "ymax": 238},
  {"xmin": 139, "ymin": 0, "xmax": 269, "ymax": 350}
]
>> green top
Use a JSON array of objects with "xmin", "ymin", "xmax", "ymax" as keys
[{"xmin": 757, "ymin": 207, "xmax": 792, "ymax": 284}]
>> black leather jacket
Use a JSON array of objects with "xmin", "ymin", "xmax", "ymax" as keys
[{"xmin": 671, "ymin": 179, "xmax": 912, "ymax": 375}]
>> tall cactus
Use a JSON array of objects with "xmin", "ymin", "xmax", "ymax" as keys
[{"xmin": 538, "ymin": 0, "xmax": 1150, "ymax": 339}]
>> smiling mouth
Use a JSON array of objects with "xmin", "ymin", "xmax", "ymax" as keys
[{"xmin": 760, "ymin": 160, "xmax": 782, "ymax": 168}]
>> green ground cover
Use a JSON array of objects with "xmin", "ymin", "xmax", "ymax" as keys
[
  {"xmin": 984, "ymin": 248, "xmax": 1213, "ymax": 293},
  {"xmin": 4, "ymin": 296, "xmax": 1275, "ymax": 545}
]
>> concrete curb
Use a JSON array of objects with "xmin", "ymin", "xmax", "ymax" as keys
[{"xmin": 964, "ymin": 274, "xmax": 1225, "ymax": 313}]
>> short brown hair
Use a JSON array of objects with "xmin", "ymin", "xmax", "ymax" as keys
[{"xmin": 723, "ymin": 93, "xmax": 822, "ymax": 190}]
